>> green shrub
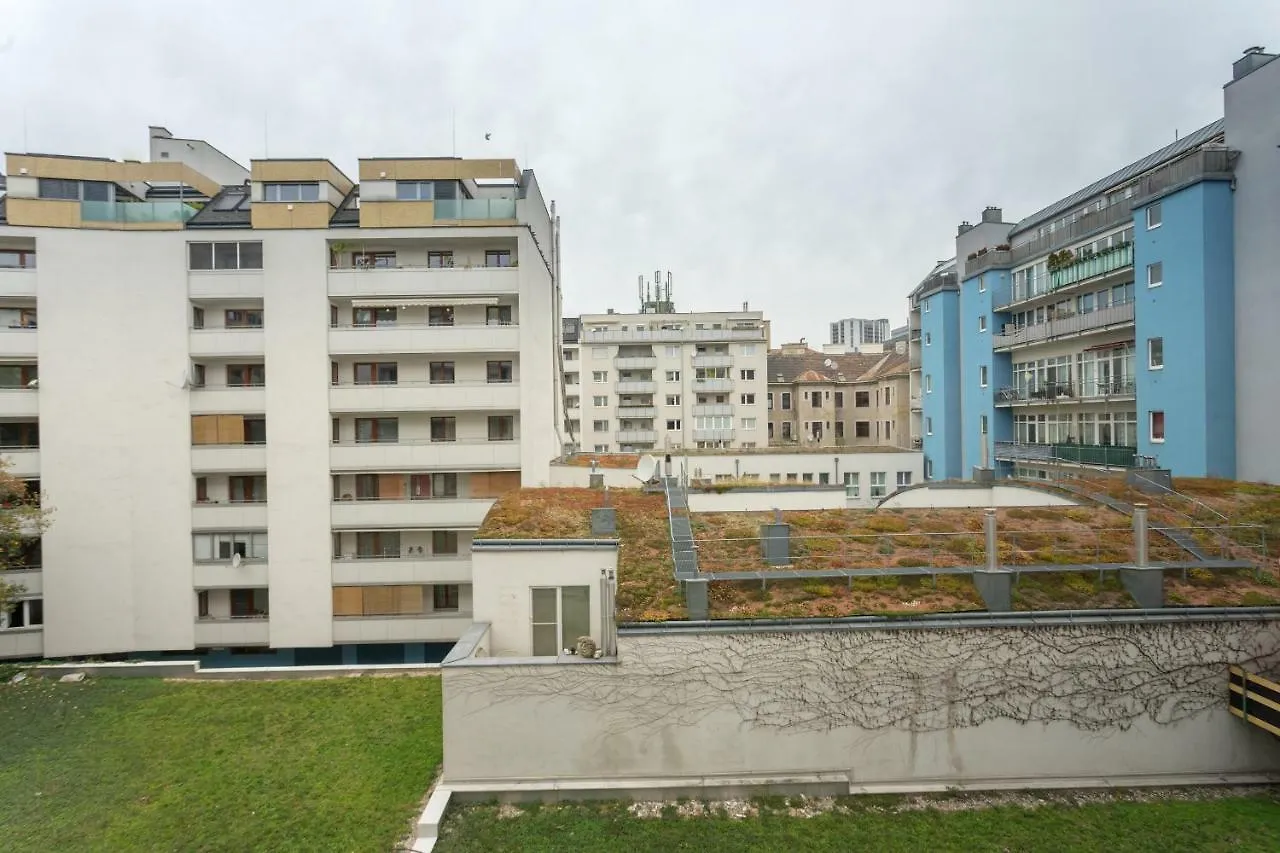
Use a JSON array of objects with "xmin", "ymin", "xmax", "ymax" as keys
[{"xmin": 895, "ymin": 557, "xmax": 930, "ymax": 568}]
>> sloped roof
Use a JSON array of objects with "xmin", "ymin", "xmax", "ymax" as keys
[
  {"xmin": 767, "ymin": 347, "xmax": 889, "ymax": 384},
  {"xmin": 186, "ymin": 185, "xmax": 252, "ymax": 229}
]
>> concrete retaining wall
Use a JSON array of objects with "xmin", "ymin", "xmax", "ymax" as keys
[{"xmin": 879, "ymin": 483, "xmax": 1078, "ymax": 509}]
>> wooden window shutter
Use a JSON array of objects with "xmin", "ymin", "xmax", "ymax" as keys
[
  {"xmin": 378, "ymin": 474, "xmax": 405, "ymax": 499},
  {"xmin": 191, "ymin": 415, "xmax": 220, "ymax": 445},
  {"xmin": 332, "ymin": 586, "xmax": 363, "ymax": 616},
  {"xmin": 489, "ymin": 471, "xmax": 521, "ymax": 496},
  {"xmin": 363, "ymin": 585, "xmax": 396, "ymax": 616},
  {"xmin": 397, "ymin": 584, "xmax": 424, "ymax": 615},
  {"xmin": 217, "ymin": 415, "xmax": 245, "ymax": 444},
  {"xmin": 469, "ymin": 472, "xmax": 493, "ymax": 497}
]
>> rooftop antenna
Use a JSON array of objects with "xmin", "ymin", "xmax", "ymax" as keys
[{"xmin": 637, "ymin": 274, "xmax": 645, "ymax": 311}]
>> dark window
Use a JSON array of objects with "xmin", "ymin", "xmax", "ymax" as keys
[
  {"xmin": 226, "ymin": 364, "xmax": 265, "ymax": 386},
  {"xmin": 485, "ymin": 250, "xmax": 512, "ymax": 268},
  {"xmin": 486, "ymin": 305, "xmax": 513, "ymax": 326},
  {"xmin": 331, "ymin": 361, "xmax": 339, "ymax": 385},
  {"xmin": 355, "ymin": 474, "xmax": 379, "ymax": 500},
  {"xmin": 225, "ymin": 309, "xmax": 263, "ymax": 328},
  {"xmin": 229, "ymin": 476, "xmax": 267, "ymax": 502},
  {"xmin": 355, "ymin": 417, "xmax": 398, "ymax": 443},
  {"xmin": 488, "ymin": 415, "xmax": 515, "ymax": 441},
  {"xmin": 244, "ymin": 418, "xmax": 267, "ymax": 444},
  {"xmin": 0, "ymin": 365, "xmax": 37, "ymax": 388},
  {"xmin": 192, "ymin": 364, "xmax": 206, "ymax": 387},
  {"xmin": 238, "ymin": 242, "xmax": 263, "ymax": 270},
  {"xmin": 213, "ymin": 243, "xmax": 240, "ymax": 270},
  {"xmin": 354, "ymin": 362, "xmax": 397, "ymax": 385},
  {"xmin": 430, "ymin": 417, "xmax": 456, "ymax": 442},
  {"xmin": 189, "ymin": 243, "xmax": 214, "ymax": 270},
  {"xmin": 195, "ymin": 477, "xmax": 208, "ymax": 503},
  {"xmin": 356, "ymin": 531, "xmax": 400, "ymax": 558},
  {"xmin": 427, "ymin": 251, "xmax": 453, "ymax": 268},
  {"xmin": 429, "ymin": 361, "xmax": 455, "ymax": 384},
  {"xmin": 432, "ymin": 531, "xmax": 459, "ymax": 555},
  {"xmin": 0, "ymin": 422, "xmax": 39, "ymax": 448},
  {"xmin": 331, "ymin": 418, "xmax": 340, "ymax": 443},
  {"xmin": 431, "ymin": 473, "xmax": 458, "ymax": 498},
  {"xmin": 835, "ymin": 422, "xmax": 845, "ymax": 438},
  {"xmin": 487, "ymin": 360, "xmax": 513, "ymax": 383},
  {"xmin": 434, "ymin": 180, "xmax": 459, "ymax": 200},
  {"xmin": 855, "ymin": 421, "xmax": 870, "ymax": 438},
  {"xmin": 81, "ymin": 181, "xmax": 111, "ymax": 202},
  {"xmin": 834, "ymin": 392, "xmax": 844, "ymax": 408},
  {"xmin": 428, "ymin": 306, "xmax": 454, "ymax": 327},
  {"xmin": 37, "ymin": 178, "xmax": 80, "ymax": 200},
  {"xmin": 192, "ymin": 306, "xmax": 205, "ymax": 329},
  {"xmin": 433, "ymin": 585, "xmax": 460, "ymax": 611},
  {"xmin": 855, "ymin": 391, "xmax": 870, "ymax": 408}
]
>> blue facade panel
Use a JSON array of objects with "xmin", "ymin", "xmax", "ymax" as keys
[
  {"xmin": 920, "ymin": 290, "xmax": 961, "ymax": 479},
  {"xmin": 1134, "ymin": 181, "xmax": 1236, "ymax": 478},
  {"xmin": 960, "ymin": 269, "xmax": 1013, "ymax": 473}
]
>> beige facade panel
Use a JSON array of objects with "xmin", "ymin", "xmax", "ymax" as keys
[
  {"xmin": 250, "ymin": 159, "xmax": 355, "ymax": 195},
  {"xmin": 250, "ymin": 202, "xmax": 334, "ymax": 230},
  {"xmin": 358, "ymin": 200, "xmax": 436, "ymax": 229},
  {"xmin": 4, "ymin": 155, "xmax": 221, "ymax": 198},
  {"xmin": 358, "ymin": 158, "xmax": 520, "ymax": 182},
  {"xmin": 3, "ymin": 198, "xmax": 81, "ymax": 228}
]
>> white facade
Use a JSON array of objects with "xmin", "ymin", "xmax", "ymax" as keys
[
  {"xmin": 563, "ymin": 309, "xmax": 769, "ymax": 451},
  {"xmin": 829, "ymin": 316, "xmax": 890, "ymax": 349},
  {"xmin": 0, "ymin": 144, "xmax": 561, "ymax": 660}
]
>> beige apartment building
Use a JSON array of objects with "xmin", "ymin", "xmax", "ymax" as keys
[{"xmin": 767, "ymin": 343, "xmax": 911, "ymax": 449}]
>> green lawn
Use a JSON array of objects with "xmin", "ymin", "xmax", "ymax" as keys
[
  {"xmin": 0, "ymin": 674, "xmax": 441, "ymax": 853},
  {"xmin": 436, "ymin": 794, "xmax": 1280, "ymax": 853}
]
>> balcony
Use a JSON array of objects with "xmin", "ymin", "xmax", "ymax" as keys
[
  {"xmin": 909, "ymin": 393, "xmax": 922, "ymax": 411},
  {"xmin": 994, "ymin": 440, "xmax": 1146, "ymax": 469},
  {"xmin": 188, "ymin": 271, "xmax": 264, "ymax": 300},
  {"xmin": 433, "ymin": 197, "xmax": 517, "ymax": 221},
  {"xmin": 693, "ymin": 428, "xmax": 735, "ymax": 442},
  {"xmin": 327, "ymin": 265, "xmax": 519, "ymax": 298},
  {"xmin": 330, "ymin": 439, "xmax": 520, "ymax": 471},
  {"xmin": 191, "ymin": 500, "xmax": 269, "ymax": 530},
  {"xmin": 331, "ymin": 556, "xmax": 472, "ymax": 586},
  {"xmin": 189, "ymin": 329, "xmax": 265, "ymax": 358},
  {"xmin": 81, "ymin": 200, "xmax": 200, "ymax": 227},
  {"xmin": 1009, "ymin": 197, "xmax": 1136, "ymax": 267},
  {"xmin": 965, "ymin": 248, "xmax": 1014, "ymax": 278},
  {"xmin": 581, "ymin": 327, "xmax": 766, "ymax": 344},
  {"xmin": 1, "ymin": 448, "xmax": 39, "ymax": 478},
  {"xmin": 616, "ymin": 406, "xmax": 656, "ymax": 418},
  {"xmin": 693, "ymin": 378, "xmax": 733, "ymax": 393},
  {"xmin": 691, "ymin": 354, "xmax": 733, "ymax": 369},
  {"xmin": 995, "ymin": 379, "xmax": 1137, "ymax": 407},
  {"xmin": 0, "ymin": 628, "xmax": 42, "ymax": 659},
  {"xmin": 0, "ymin": 389, "xmax": 38, "ymax": 418},
  {"xmin": 0, "ymin": 568, "xmax": 41, "ymax": 597},
  {"xmin": 1131, "ymin": 147, "xmax": 1237, "ymax": 205},
  {"xmin": 692, "ymin": 403, "xmax": 732, "ymax": 416},
  {"xmin": 0, "ymin": 328, "xmax": 37, "ymax": 359},
  {"xmin": 998, "ymin": 243, "xmax": 1133, "ymax": 309},
  {"xmin": 994, "ymin": 301, "xmax": 1135, "ymax": 349},
  {"xmin": 331, "ymin": 498, "xmax": 493, "ymax": 529},
  {"xmin": 328, "ymin": 323, "xmax": 519, "ymax": 356},
  {"xmin": 615, "ymin": 380, "xmax": 656, "ymax": 394},
  {"xmin": 614, "ymin": 356, "xmax": 658, "ymax": 370},
  {"xmin": 194, "ymin": 616, "xmax": 270, "ymax": 646},
  {"xmin": 329, "ymin": 380, "xmax": 520, "ymax": 413},
  {"xmin": 0, "ymin": 266, "xmax": 37, "ymax": 299},
  {"xmin": 617, "ymin": 429, "xmax": 657, "ymax": 444},
  {"xmin": 332, "ymin": 613, "xmax": 473, "ymax": 643},
  {"xmin": 191, "ymin": 443, "xmax": 267, "ymax": 473},
  {"xmin": 192, "ymin": 561, "xmax": 270, "ymax": 589},
  {"xmin": 189, "ymin": 386, "xmax": 267, "ymax": 415}
]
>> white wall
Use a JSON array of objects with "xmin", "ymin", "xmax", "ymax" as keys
[
  {"xmin": 149, "ymin": 132, "xmax": 249, "ymax": 186},
  {"xmin": 879, "ymin": 484, "xmax": 1079, "ymax": 509},
  {"xmin": 517, "ymin": 231, "xmax": 556, "ymax": 485},
  {"xmin": 35, "ymin": 229, "xmax": 195, "ymax": 656},
  {"xmin": 444, "ymin": 618, "xmax": 1280, "ymax": 788},
  {"xmin": 471, "ymin": 543, "xmax": 616, "ymax": 657},
  {"xmin": 264, "ymin": 231, "xmax": 335, "ymax": 648},
  {"xmin": 687, "ymin": 489, "xmax": 849, "ymax": 513}
]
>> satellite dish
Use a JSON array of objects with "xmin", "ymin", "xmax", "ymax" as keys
[
  {"xmin": 26, "ymin": 378, "xmax": 38, "ymax": 389},
  {"xmin": 823, "ymin": 359, "xmax": 835, "ymax": 369},
  {"xmin": 633, "ymin": 454, "xmax": 660, "ymax": 484},
  {"xmin": 231, "ymin": 553, "xmax": 242, "ymax": 568}
]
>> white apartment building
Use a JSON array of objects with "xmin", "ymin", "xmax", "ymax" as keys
[
  {"xmin": 829, "ymin": 316, "xmax": 890, "ymax": 350},
  {"xmin": 562, "ymin": 307, "xmax": 769, "ymax": 452},
  {"xmin": 0, "ymin": 127, "xmax": 562, "ymax": 665}
]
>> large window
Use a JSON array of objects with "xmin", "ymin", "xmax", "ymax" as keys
[
  {"xmin": 0, "ymin": 598, "xmax": 42, "ymax": 630},
  {"xmin": 38, "ymin": 178, "xmax": 112, "ymax": 202},
  {"xmin": 354, "ymin": 362, "xmax": 397, "ymax": 385},
  {"xmin": 432, "ymin": 531, "xmax": 459, "ymax": 555},
  {"xmin": 228, "ymin": 476, "xmax": 267, "ymax": 503},
  {"xmin": 869, "ymin": 472, "xmax": 887, "ymax": 499},
  {"xmin": 0, "ymin": 250, "xmax": 36, "ymax": 269},
  {"xmin": 430, "ymin": 417, "xmax": 456, "ymax": 442},
  {"xmin": 486, "ymin": 305, "xmax": 513, "ymax": 326},
  {"xmin": 353, "ymin": 307, "xmax": 396, "ymax": 327},
  {"xmin": 263, "ymin": 183, "xmax": 320, "ymax": 202},
  {"xmin": 428, "ymin": 306, "xmax": 455, "ymax": 327},
  {"xmin": 193, "ymin": 532, "xmax": 268, "ymax": 562},
  {"xmin": 429, "ymin": 361, "xmax": 455, "ymax": 384},
  {"xmin": 226, "ymin": 364, "xmax": 265, "ymax": 387},
  {"xmin": 356, "ymin": 531, "xmax": 400, "ymax": 558},
  {"xmin": 855, "ymin": 421, "xmax": 870, "ymax": 438},
  {"xmin": 488, "ymin": 415, "xmax": 515, "ymax": 441},
  {"xmin": 0, "ymin": 365, "xmax": 37, "ymax": 388},
  {"xmin": 0, "ymin": 422, "xmax": 38, "ymax": 448},
  {"xmin": 485, "ymin": 250, "xmax": 512, "ymax": 268},
  {"xmin": 224, "ymin": 309, "xmax": 263, "ymax": 328},
  {"xmin": 1148, "ymin": 337, "xmax": 1164, "ymax": 370},
  {"xmin": 395, "ymin": 181, "xmax": 435, "ymax": 201},
  {"xmin": 531, "ymin": 586, "xmax": 591, "ymax": 657},
  {"xmin": 433, "ymin": 584, "xmax": 460, "ymax": 611},
  {"xmin": 1146, "ymin": 202, "xmax": 1162, "ymax": 230},
  {"xmin": 427, "ymin": 251, "xmax": 453, "ymax": 268},
  {"xmin": 189, "ymin": 241, "xmax": 263, "ymax": 271},
  {"xmin": 487, "ymin": 360, "xmax": 513, "ymax": 383},
  {"xmin": 1150, "ymin": 411, "xmax": 1166, "ymax": 443},
  {"xmin": 355, "ymin": 417, "xmax": 398, "ymax": 443}
]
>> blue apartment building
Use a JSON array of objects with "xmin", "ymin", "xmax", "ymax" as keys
[{"xmin": 909, "ymin": 48, "xmax": 1280, "ymax": 483}]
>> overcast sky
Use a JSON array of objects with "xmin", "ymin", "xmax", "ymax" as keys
[{"xmin": 2, "ymin": 1, "xmax": 1277, "ymax": 344}]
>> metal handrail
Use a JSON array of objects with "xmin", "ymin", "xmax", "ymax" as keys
[
  {"xmin": 332, "ymin": 437, "xmax": 517, "ymax": 446},
  {"xmin": 330, "ymin": 321, "xmax": 519, "ymax": 330}
]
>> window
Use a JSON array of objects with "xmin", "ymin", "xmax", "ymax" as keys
[
  {"xmin": 1147, "ymin": 262, "xmax": 1163, "ymax": 288},
  {"xmin": 870, "ymin": 472, "xmax": 887, "ymax": 499},
  {"xmin": 195, "ymin": 476, "xmax": 209, "ymax": 502},
  {"xmin": 427, "ymin": 251, "xmax": 454, "ymax": 268},
  {"xmin": 978, "ymin": 315, "xmax": 987, "ymax": 333},
  {"xmin": 979, "ymin": 365, "xmax": 988, "ymax": 387},
  {"xmin": 244, "ymin": 418, "xmax": 267, "ymax": 444},
  {"xmin": 593, "ymin": 395, "xmax": 608, "ymax": 407},
  {"xmin": 1150, "ymin": 411, "xmax": 1166, "ymax": 443},
  {"xmin": 834, "ymin": 391, "xmax": 844, "ymax": 408},
  {"xmin": 781, "ymin": 392, "xmax": 792, "ymax": 410},
  {"xmin": 191, "ymin": 306, "xmax": 205, "ymax": 329},
  {"xmin": 592, "ymin": 370, "xmax": 608, "ymax": 383},
  {"xmin": 0, "ymin": 422, "xmax": 38, "ymax": 448},
  {"xmin": 485, "ymin": 250, "xmax": 512, "ymax": 268},
  {"xmin": 896, "ymin": 471, "xmax": 913, "ymax": 488},
  {"xmin": 225, "ymin": 309, "xmax": 263, "ymax": 328},
  {"xmin": 926, "ymin": 417, "xmax": 933, "ymax": 435},
  {"xmin": 430, "ymin": 417, "xmax": 456, "ymax": 442},
  {"xmin": 1148, "ymin": 337, "xmax": 1164, "ymax": 370},
  {"xmin": 923, "ymin": 299, "xmax": 931, "ymax": 313},
  {"xmin": 0, "ymin": 250, "xmax": 36, "ymax": 269},
  {"xmin": 925, "ymin": 332, "xmax": 932, "ymax": 345},
  {"xmin": 885, "ymin": 387, "xmax": 892, "ymax": 405},
  {"xmin": 353, "ymin": 306, "xmax": 397, "ymax": 327},
  {"xmin": 740, "ymin": 344, "xmax": 758, "ymax": 355},
  {"xmin": 740, "ymin": 393, "xmax": 755, "ymax": 405},
  {"xmin": 38, "ymin": 177, "xmax": 82, "ymax": 200},
  {"xmin": 354, "ymin": 362, "xmax": 397, "ymax": 385},
  {"xmin": 488, "ymin": 415, "xmax": 515, "ymax": 441},
  {"xmin": 226, "ymin": 364, "xmax": 265, "ymax": 387},
  {"xmin": 428, "ymin": 305, "xmax": 455, "ymax": 326},
  {"xmin": 855, "ymin": 391, "xmax": 869, "ymax": 407},
  {"xmin": 487, "ymin": 360, "xmax": 513, "ymax": 383},
  {"xmin": 980, "ymin": 415, "xmax": 988, "ymax": 435},
  {"xmin": 351, "ymin": 251, "xmax": 395, "ymax": 269},
  {"xmin": 433, "ymin": 585, "xmax": 460, "ymax": 611},
  {"xmin": 486, "ymin": 305, "xmax": 513, "ymax": 326},
  {"xmin": 781, "ymin": 422, "xmax": 793, "ymax": 440},
  {"xmin": 593, "ymin": 444, "xmax": 609, "ymax": 452},
  {"xmin": 229, "ymin": 476, "xmax": 267, "ymax": 503},
  {"xmin": 802, "ymin": 473, "xmax": 814, "ymax": 483},
  {"xmin": 855, "ymin": 421, "xmax": 870, "ymax": 438},
  {"xmin": 593, "ymin": 419, "xmax": 609, "ymax": 432},
  {"xmin": 924, "ymin": 375, "xmax": 933, "ymax": 394},
  {"xmin": 978, "ymin": 277, "xmax": 986, "ymax": 293},
  {"xmin": 263, "ymin": 182, "xmax": 320, "ymax": 202},
  {"xmin": 740, "ymin": 369, "xmax": 755, "ymax": 381},
  {"xmin": 188, "ymin": 241, "xmax": 263, "ymax": 271},
  {"xmin": 741, "ymin": 417, "xmax": 757, "ymax": 429},
  {"xmin": 666, "ymin": 419, "xmax": 681, "ymax": 431},
  {"xmin": 531, "ymin": 586, "xmax": 591, "ymax": 656},
  {"xmin": 665, "ymin": 370, "xmax": 681, "ymax": 382},
  {"xmin": 664, "ymin": 345, "xmax": 679, "ymax": 357},
  {"xmin": 666, "ymin": 394, "xmax": 680, "ymax": 406},
  {"xmin": 192, "ymin": 532, "xmax": 268, "ymax": 562},
  {"xmin": 344, "ymin": 418, "xmax": 394, "ymax": 444},
  {"xmin": 432, "ymin": 531, "xmax": 459, "ymax": 555},
  {"xmin": 843, "ymin": 472, "xmax": 860, "ymax": 495},
  {"xmin": 1146, "ymin": 202, "xmax": 1162, "ymax": 230},
  {"xmin": 810, "ymin": 392, "xmax": 821, "ymax": 408},
  {"xmin": 1, "ymin": 598, "xmax": 43, "ymax": 630},
  {"xmin": 395, "ymin": 181, "xmax": 435, "ymax": 200},
  {"xmin": 835, "ymin": 421, "xmax": 844, "ymax": 438},
  {"xmin": 356, "ymin": 531, "xmax": 400, "ymax": 558}
]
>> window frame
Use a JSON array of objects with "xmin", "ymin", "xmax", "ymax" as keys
[
  {"xmin": 1147, "ymin": 261, "xmax": 1163, "ymax": 289},
  {"xmin": 1145, "ymin": 202, "xmax": 1162, "ymax": 230},
  {"xmin": 1148, "ymin": 337, "xmax": 1164, "ymax": 370},
  {"xmin": 1150, "ymin": 410, "xmax": 1166, "ymax": 443}
]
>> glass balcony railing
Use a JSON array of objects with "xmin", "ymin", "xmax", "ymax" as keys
[
  {"xmin": 81, "ymin": 200, "xmax": 201, "ymax": 224},
  {"xmin": 995, "ymin": 440, "xmax": 1142, "ymax": 468},
  {"xmin": 433, "ymin": 198, "xmax": 517, "ymax": 220},
  {"xmin": 1047, "ymin": 242, "xmax": 1133, "ymax": 291}
]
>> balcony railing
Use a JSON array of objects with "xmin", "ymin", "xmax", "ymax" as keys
[
  {"xmin": 615, "ymin": 380, "xmax": 656, "ymax": 394},
  {"xmin": 691, "ymin": 354, "xmax": 733, "ymax": 368},
  {"xmin": 81, "ymin": 200, "xmax": 200, "ymax": 224},
  {"xmin": 617, "ymin": 429, "xmax": 657, "ymax": 444},
  {"xmin": 995, "ymin": 379, "xmax": 1137, "ymax": 406},
  {"xmin": 965, "ymin": 249, "xmax": 1014, "ymax": 278},
  {"xmin": 616, "ymin": 406, "xmax": 656, "ymax": 418},
  {"xmin": 692, "ymin": 428, "xmax": 736, "ymax": 442},
  {"xmin": 614, "ymin": 356, "xmax": 658, "ymax": 369},
  {"xmin": 692, "ymin": 404, "xmax": 732, "ymax": 416},
  {"xmin": 998, "ymin": 243, "xmax": 1133, "ymax": 309},
  {"xmin": 993, "ymin": 300, "xmax": 1135, "ymax": 348},
  {"xmin": 693, "ymin": 378, "xmax": 733, "ymax": 392},
  {"xmin": 432, "ymin": 198, "xmax": 517, "ymax": 220},
  {"xmin": 994, "ymin": 440, "xmax": 1154, "ymax": 469},
  {"xmin": 1131, "ymin": 148, "xmax": 1237, "ymax": 205},
  {"xmin": 1009, "ymin": 197, "xmax": 1135, "ymax": 267},
  {"xmin": 581, "ymin": 327, "xmax": 766, "ymax": 344}
]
